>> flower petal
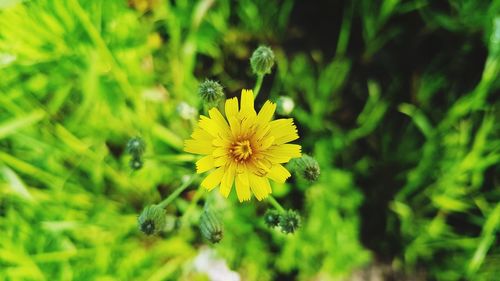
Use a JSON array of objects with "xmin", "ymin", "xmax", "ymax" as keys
[
  {"xmin": 269, "ymin": 118, "xmax": 299, "ymax": 144},
  {"xmin": 213, "ymin": 147, "xmax": 228, "ymax": 157},
  {"xmin": 241, "ymin": 114, "xmax": 257, "ymax": 133},
  {"xmin": 184, "ymin": 139, "xmax": 214, "ymax": 155},
  {"xmin": 225, "ymin": 97, "xmax": 239, "ymax": 119},
  {"xmin": 259, "ymin": 136, "xmax": 275, "ymax": 150},
  {"xmin": 200, "ymin": 167, "xmax": 225, "ymax": 191},
  {"xmin": 228, "ymin": 116, "xmax": 241, "ymax": 137},
  {"xmin": 254, "ymin": 159, "xmax": 272, "ymax": 176},
  {"xmin": 235, "ymin": 171, "xmax": 251, "ymax": 202},
  {"xmin": 219, "ymin": 163, "xmax": 235, "ymax": 198},
  {"xmin": 213, "ymin": 137, "xmax": 230, "ymax": 147},
  {"xmin": 198, "ymin": 116, "xmax": 227, "ymax": 138},
  {"xmin": 262, "ymin": 144, "xmax": 302, "ymax": 163},
  {"xmin": 256, "ymin": 101, "xmax": 276, "ymax": 127},
  {"xmin": 254, "ymin": 123, "xmax": 270, "ymax": 141},
  {"xmin": 248, "ymin": 174, "xmax": 272, "ymax": 201},
  {"xmin": 239, "ymin": 89, "xmax": 256, "ymax": 118},
  {"xmin": 191, "ymin": 127, "xmax": 213, "ymax": 141},
  {"xmin": 196, "ymin": 155, "xmax": 215, "ymax": 173},
  {"xmin": 269, "ymin": 143, "xmax": 302, "ymax": 157},
  {"xmin": 267, "ymin": 164, "xmax": 291, "ymax": 183},
  {"xmin": 214, "ymin": 155, "xmax": 229, "ymax": 167},
  {"xmin": 209, "ymin": 107, "xmax": 230, "ymax": 133}
]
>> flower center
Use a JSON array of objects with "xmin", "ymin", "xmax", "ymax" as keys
[{"xmin": 231, "ymin": 140, "xmax": 253, "ymax": 161}]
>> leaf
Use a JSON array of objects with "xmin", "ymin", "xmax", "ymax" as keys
[
  {"xmin": 398, "ymin": 103, "xmax": 434, "ymax": 138},
  {"xmin": 467, "ymin": 203, "xmax": 500, "ymax": 276},
  {"xmin": 0, "ymin": 110, "xmax": 45, "ymax": 140},
  {"xmin": 0, "ymin": 165, "xmax": 33, "ymax": 201}
]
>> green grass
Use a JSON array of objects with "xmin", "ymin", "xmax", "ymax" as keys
[{"xmin": 1, "ymin": 0, "xmax": 499, "ymax": 280}]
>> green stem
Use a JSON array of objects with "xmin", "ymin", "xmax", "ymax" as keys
[
  {"xmin": 143, "ymin": 154, "xmax": 198, "ymax": 162},
  {"xmin": 180, "ymin": 184, "xmax": 206, "ymax": 226},
  {"xmin": 268, "ymin": 195, "xmax": 285, "ymax": 213},
  {"xmin": 253, "ymin": 74, "xmax": 264, "ymax": 98},
  {"xmin": 335, "ymin": 0, "xmax": 353, "ymax": 57},
  {"xmin": 158, "ymin": 175, "xmax": 198, "ymax": 208}
]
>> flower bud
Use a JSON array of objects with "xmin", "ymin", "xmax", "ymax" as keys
[
  {"xmin": 276, "ymin": 96, "xmax": 295, "ymax": 115},
  {"xmin": 279, "ymin": 209, "xmax": 301, "ymax": 234},
  {"xmin": 291, "ymin": 154, "xmax": 320, "ymax": 182},
  {"xmin": 177, "ymin": 102, "xmax": 197, "ymax": 120},
  {"xmin": 129, "ymin": 157, "xmax": 143, "ymax": 170},
  {"xmin": 138, "ymin": 204, "xmax": 167, "ymax": 235},
  {"xmin": 199, "ymin": 208, "xmax": 223, "ymax": 243},
  {"xmin": 264, "ymin": 210, "xmax": 281, "ymax": 228},
  {"xmin": 250, "ymin": 46, "xmax": 275, "ymax": 75},
  {"xmin": 126, "ymin": 136, "xmax": 146, "ymax": 157},
  {"xmin": 198, "ymin": 79, "xmax": 225, "ymax": 109}
]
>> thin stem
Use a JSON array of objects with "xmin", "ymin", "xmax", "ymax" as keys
[
  {"xmin": 143, "ymin": 154, "xmax": 198, "ymax": 162},
  {"xmin": 158, "ymin": 175, "xmax": 198, "ymax": 208},
  {"xmin": 217, "ymin": 99, "xmax": 225, "ymax": 115},
  {"xmin": 335, "ymin": 0, "xmax": 353, "ymax": 57},
  {"xmin": 253, "ymin": 74, "xmax": 264, "ymax": 98},
  {"xmin": 268, "ymin": 195, "xmax": 286, "ymax": 213},
  {"xmin": 180, "ymin": 184, "xmax": 206, "ymax": 226}
]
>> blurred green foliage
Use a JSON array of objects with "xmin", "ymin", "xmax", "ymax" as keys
[{"xmin": 0, "ymin": 0, "xmax": 499, "ymax": 280}]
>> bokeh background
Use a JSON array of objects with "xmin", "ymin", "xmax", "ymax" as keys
[{"xmin": 1, "ymin": 0, "xmax": 499, "ymax": 280}]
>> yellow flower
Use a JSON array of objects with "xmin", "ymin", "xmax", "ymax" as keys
[{"xmin": 184, "ymin": 89, "xmax": 301, "ymax": 202}]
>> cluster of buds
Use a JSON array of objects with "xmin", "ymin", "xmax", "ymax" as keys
[
  {"xmin": 137, "ymin": 199, "xmax": 225, "ymax": 243},
  {"xmin": 264, "ymin": 209, "xmax": 301, "ymax": 234},
  {"xmin": 134, "ymin": 45, "xmax": 310, "ymax": 245},
  {"xmin": 126, "ymin": 136, "xmax": 146, "ymax": 170}
]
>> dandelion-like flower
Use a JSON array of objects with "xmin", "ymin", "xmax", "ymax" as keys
[{"xmin": 184, "ymin": 89, "xmax": 301, "ymax": 202}]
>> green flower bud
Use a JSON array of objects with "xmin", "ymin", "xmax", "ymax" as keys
[
  {"xmin": 129, "ymin": 157, "xmax": 143, "ymax": 170},
  {"xmin": 276, "ymin": 96, "xmax": 295, "ymax": 115},
  {"xmin": 290, "ymin": 154, "xmax": 320, "ymax": 182},
  {"xmin": 279, "ymin": 209, "xmax": 300, "ymax": 234},
  {"xmin": 199, "ymin": 79, "xmax": 225, "ymax": 108},
  {"xmin": 250, "ymin": 46, "xmax": 275, "ymax": 75},
  {"xmin": 264, "ymin": 209, "xmax": 281, "ymax": 228},
  {"xmin": 126, "ymin": 136, "xmax": 146, "ymax": 157},
  {"xmin": 199, "ymin": 208, "xmax": 223, "ymax": 243},
  {"xmin": 138, "ymin": 204, "xmax": 167, "ymax": 235}
]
